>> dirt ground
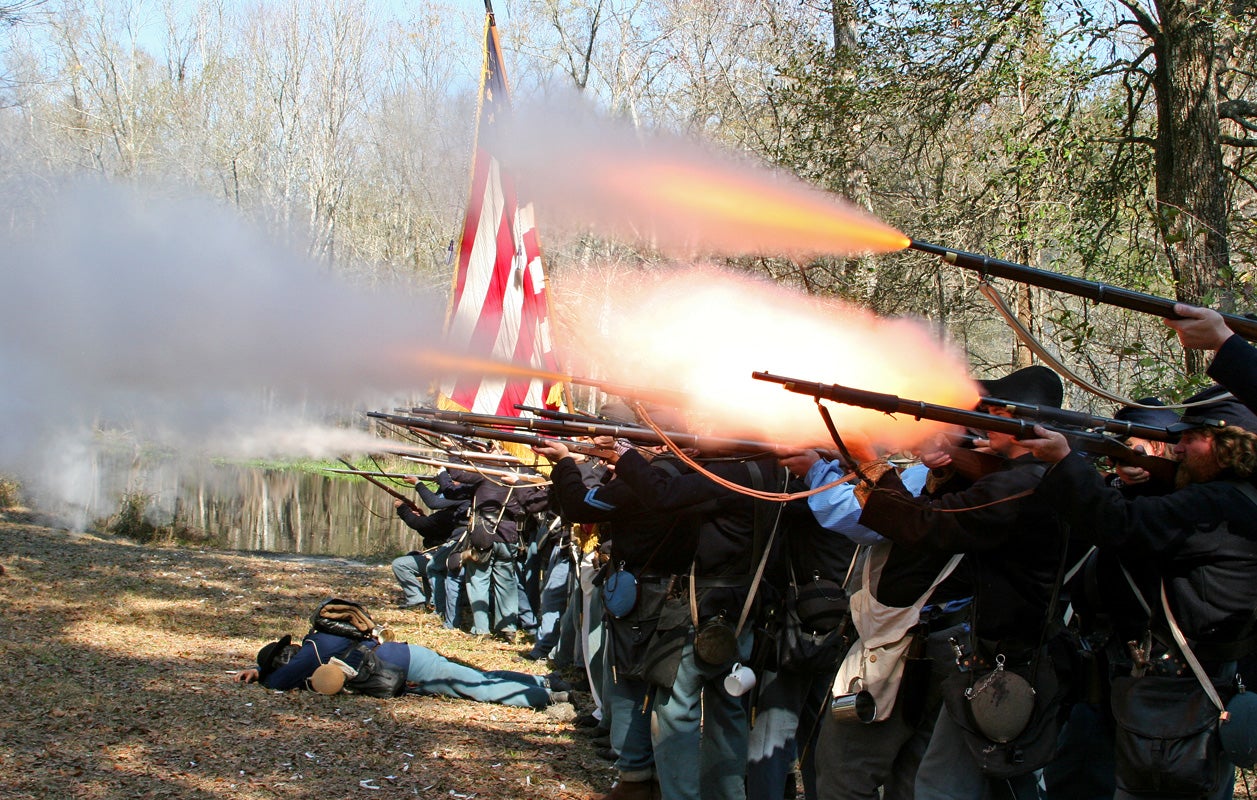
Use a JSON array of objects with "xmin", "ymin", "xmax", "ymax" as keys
[{"xmin": 0, "ymin": 510, "xmax": 614, "ymax": 800}]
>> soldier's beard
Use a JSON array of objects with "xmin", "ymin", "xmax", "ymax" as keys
[{"xmin": 1175, "ymin": 452, "xmax": 1221, "ymax": 489}]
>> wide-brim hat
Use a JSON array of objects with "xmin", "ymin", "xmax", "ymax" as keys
[
  {"xmin": 1113, "ymin": 397, "xmax": 1181, "ymax": 430},
  {"xmin": 1174, "ymin": 384, "xmax": 1257, "ymax": 433},
  {"xmin": 256, "ymin": 634, "xmax": 293, "ymax": 680},
  {"xmin": 978, "ymin": 365, "xmax": 1064, "ymax": 409}
]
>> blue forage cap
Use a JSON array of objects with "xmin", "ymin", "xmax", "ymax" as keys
[
  {"xmin": 1113, "ymin": 398, "xmax": 1181, "ymax": 430},
  {"xmin": 1221, "ymin": 688, "xmax": 1257, "ymax": 769},
  {"xmin": 1174, "ymin": 384, "xmax": 1257, "ymax": 433}
]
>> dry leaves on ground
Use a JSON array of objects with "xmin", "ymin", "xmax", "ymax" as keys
[{"xmin": 0, "ymin": 511, "xmax": 613, "ymax": 800}]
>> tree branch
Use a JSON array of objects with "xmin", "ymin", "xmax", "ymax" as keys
[
  {"xmin": 1221, "ymin": 135, "xmax": 1257, "ymax": 147},
  {"xmin": 1219, "ymin": 99, "xmax": 1257, "ymax": 120},
  {"xmin": 1115, "ymin": 0, "xmax": 1159, "ymax": 38}
]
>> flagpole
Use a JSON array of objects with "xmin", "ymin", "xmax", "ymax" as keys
[{"xmin": 436, "ymin": 0, "xmax": 567, "ymax": 423}]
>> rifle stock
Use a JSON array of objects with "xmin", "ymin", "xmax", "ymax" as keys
[
  {"xmin": 909, "ymin": 239, "xmax": 1257, "ymax": 341},
  {"xmin": 751, "ymin": 371, "xmax": 1178, "ymax": 486}
]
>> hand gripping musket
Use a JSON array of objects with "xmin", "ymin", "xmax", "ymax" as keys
[
  {"xmin": 976, "ymin": 396, "xmax": 1182, "ymax": 443},
  {"xmin": 909, "ymin": 240, "xmax": 1257, "ymax": 341},
  {"xmin": 751, "ymin": 371, "xmax": 1179, "ymax": 486}
]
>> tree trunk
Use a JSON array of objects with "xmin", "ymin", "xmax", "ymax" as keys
[{"xmin": 1154, "ymin": 0, "xmax": 1231, "ymax": 374}]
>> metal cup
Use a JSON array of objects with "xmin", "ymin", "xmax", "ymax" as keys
[
  {"xmin": 830, "ymin": 690, "xmax": 877, "ymax": 723},
  {"xmin": 723, "ymin": 662, "xmax": 757, "ymax": 697}
]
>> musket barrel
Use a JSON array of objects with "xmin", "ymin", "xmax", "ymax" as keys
[
  {"xmin": 751, "ymin": 370, "xmax": 1160, "ymax": 461},
  {"xmin": 369, "ymin": 411, "xmax": 616, "ymax": 460},
  {"xmin": 513, "ymin": 404, "xmax": 646, "ymax": 427},
  {"xmin": 909, "ymin": 239, "xmax": 1257, "ymax": 341},
  {"xmin": 978, "ymin": 397, "xmax": 1179, "ymax": 443},
  {"xmin": 752, "ymin": 371, "xmax": 1036, "ymax": 436},
  {"xmin": 393, "ymin": 407, "xmax": 781, "ymax": 455}
]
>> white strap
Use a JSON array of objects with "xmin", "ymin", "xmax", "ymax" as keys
[
  {"xmin": 1160, "ymin": 579, "xmax": 1227, "ymax": 717},
  {"xmin": 862, "ymin": 546, "xmax": 964, "ymax": 615},
  {"xmin": 979, "ymin": 281, "xmax": 1234, "ymax": 410}
]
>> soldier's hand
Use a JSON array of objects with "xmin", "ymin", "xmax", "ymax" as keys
[
  {"xmin": 1021, "ymin": 425, "xmax": 1071, "ymax": 463},
  {"xmin": 778, "ymin": 448, "xmax": 820, "ymax": 477},
  {"xmin": 1166, "ymin": 304, "xmax": 1232, "ymax": 351}
]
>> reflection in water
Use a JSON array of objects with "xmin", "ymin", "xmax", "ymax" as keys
[
  {"xmin": 90, "ymin": 456, "xmax": 417, "ymax": 559},
  {"xmin": 183, "ymin": 468, "xmax": 414, "ymax": 559}
]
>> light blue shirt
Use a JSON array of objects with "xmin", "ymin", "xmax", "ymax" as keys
[{"xmin": 804, "ymin": 460, "xmax": 928, "ymax": 545}]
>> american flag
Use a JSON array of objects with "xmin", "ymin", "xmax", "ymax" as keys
[{"xmin": 440, "ymin": 10, "xmax": 564, "ymax": 416}]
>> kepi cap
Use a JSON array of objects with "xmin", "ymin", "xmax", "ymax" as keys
[
  {"xmin": 1113, "ymin": 397, "xmax": 1181, "ymax": 430},
  {"xmin": 1173, "ymin": 384, "xmax": 1257, "ymax": 433}
]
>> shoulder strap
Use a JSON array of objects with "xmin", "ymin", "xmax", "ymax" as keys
[
  {"xmin": 912, "ymin": 554, "xmax": 964, "ymax": 613},
  {"xmin": 1160, "ymin": 580, "xmax": 1228, "ymax": 718}
]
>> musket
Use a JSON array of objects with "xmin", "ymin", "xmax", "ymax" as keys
[
  {"xmin": 394, "ymin": 454, "xmax": 549, "ymax": 483},
  {"xmin": 386, "ymin": 407, "xmax": 785, "ymax": 456},
  {"xmin": 909, "ymin": 239, "xmax": 1257, "ymax": 341},
  {"xmin": 369, "ymin": 412, "xmax": 619, "ymax": 460},
  {"xmin": 751, "ymin": 371, "xmax": 1179, "ymax": 486},
  {"xmin": 325, "ymin": 467, "xmax": 440, "ymax": 482},
  {"xmin": 513, "ymin": 404, "xmax": 646, "ymax": 428},
  {"xmin": 977, "ymin": 396, "xmax": 1179, "ymax": 443},
  {"xmin": 446, "ymin": 449, "xmax": 524, "ymax": 464},
  {"xmin": 334, "ymin": 457, "xmax": 423, "ymax": 513}
]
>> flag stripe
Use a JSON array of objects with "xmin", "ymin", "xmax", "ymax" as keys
[{"xmin": 441, "ymin": 13, "xmax": 563, "ymax": 419}]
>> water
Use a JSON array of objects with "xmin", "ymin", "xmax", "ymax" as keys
[{"xmin": 87, "ymin": 458, "xmax": 418, "ymax": 560}]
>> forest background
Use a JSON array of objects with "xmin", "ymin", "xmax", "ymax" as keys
[{"xmin": 2, "ymin": 0, "xmax": 1256, "ymax": 407}]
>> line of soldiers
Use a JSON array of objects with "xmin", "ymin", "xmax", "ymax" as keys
[{"xmin": 390, "ymin": 304, "xmax": 1257, "ymax": 800}]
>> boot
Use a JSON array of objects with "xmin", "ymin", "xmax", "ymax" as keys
[{"xmin": 597, "ymin": 778, "xmax": 655, "ymax": 800}]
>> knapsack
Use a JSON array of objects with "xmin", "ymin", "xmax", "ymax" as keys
[
  {"xmin": 310, "ymin": 597, "xmax": 390, "ymax": 641},
  {"xmin": 336, "ymin": 642, "xmax": 407, "ymax": 698}
]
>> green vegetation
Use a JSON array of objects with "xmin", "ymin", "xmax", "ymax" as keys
[
  {"xmin": 0, "ymin": 475, "xmax": 20, "ymax": 509},
  {"xmin": 96, "ymin": 490, "xmax": 210, "ymax": 547}
]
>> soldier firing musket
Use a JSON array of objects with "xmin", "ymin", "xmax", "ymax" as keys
[{"xmin": 751, "ymin": 370, "xmax": 1182, "ymax": 487}]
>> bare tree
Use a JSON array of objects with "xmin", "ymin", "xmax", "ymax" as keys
[{"xmin": 1, "ymin": 1, "xmax": 47, "ymax": 27}]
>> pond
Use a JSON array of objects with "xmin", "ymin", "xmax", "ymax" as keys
[{"xmin": 86, "ymin": 458, "xmax": 421, "ymax": 560}]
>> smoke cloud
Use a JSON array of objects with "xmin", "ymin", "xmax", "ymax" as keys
[
  {"xmin": 0, "ymin": 179, "xmax": 444, "ymax": 510},
  {"xmin": 552, "ymin": 264, "xmax": 978, "ymax": 451},
  {"xmin": 489, "ymin": 95, "xmax": 908, "ymax": 258}
]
